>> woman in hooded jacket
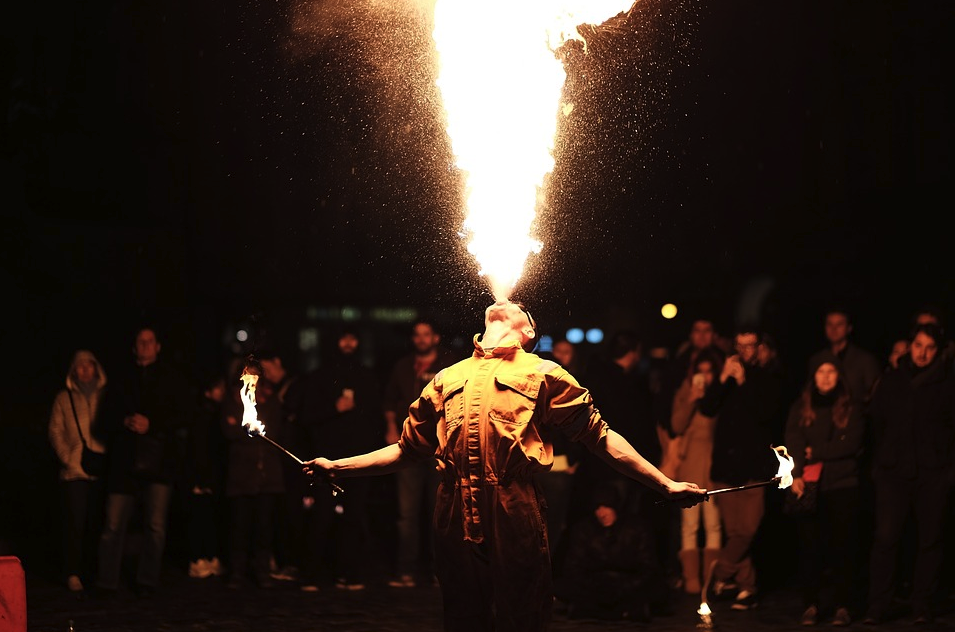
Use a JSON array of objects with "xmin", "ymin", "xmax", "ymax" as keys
[{"xmin": 48, "ymin": 349, "xmax": 108, "ymax": 593}]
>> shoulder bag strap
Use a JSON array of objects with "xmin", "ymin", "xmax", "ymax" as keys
[{"xmin": 67, "ymin": 391, "xmax": 89, "ymax": 449}]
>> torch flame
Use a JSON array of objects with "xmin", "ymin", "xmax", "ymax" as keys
[
  {"xmin": 240, "ymin": 369, "xmax": 266, "ymax": 436},
  {"xmin": 432, "ymin": 0, "xmax": 636, "ymax": 301},
  {"xmin": 772, "ymin": 445, "xmax": 794, "ymax": 489}
]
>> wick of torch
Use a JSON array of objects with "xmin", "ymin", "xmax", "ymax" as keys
[{"xmin": 239, "ymin": 369, "xmax": 342, "ymax": 496}]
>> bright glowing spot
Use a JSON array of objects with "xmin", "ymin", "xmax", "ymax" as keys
[
  {"xmin": 661, "ymin": 303, "xmax": 678, "ymax": 319},
  {"xmin": 239, "ymin": 369, "xmax": 265, "ymax": 436},
  {"xmin": 772, "ymin": 445, "xmax": 795, "ymax": 489},
  {"xmin": 236, "ymin": 329, "xmax": 249, "ymax": 342},
  {"xmin": 432, "ymin": 0, "xmax": 636, "ymax": 301},
  {"xmin": 585, "ymin": 328, "xmax": 604, "ymax": 344},
  {"xmin": 566, "ymin": 328, "xmax": 585, "ymax": 344},
  {"xmin": 698, "ymin": 602, "xmax": 712, "ymax": 616}
]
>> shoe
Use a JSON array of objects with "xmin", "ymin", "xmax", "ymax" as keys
[
  {"xmin": 270, "ymin": 565, "xmax": 299, "ymax": 581},
  {"xmin": 861, "ymin": 613, "xmax": 882, "ymax": 625},
  {"xmin": 189, "ymin": 559, "xmax": 213, "ymax": 578},
  {"xmin": 801, "ymin": 604, "xmax": 818, "ymax": 626},
  {"xmin": 731, "ymin": 589, "xmax": 758, "ymax": 611},
  {"xmin": 913, "ymin": 612, "xmax": 933, "ymax": 625},
  {"xmin": 831, "ymin": 607, "xmax": 851, "ymax": 626},
  {"xmin": 207, "ymin": 557, "xmax": 224, "ymax": 577},
  {"xmin": 387, "ymin": 574, "xmax": 416, "ymax": 588},
  {"xmin": 335, "ymin": 578, "xmax": 366, "ymax": 591},
  {"xmin": 300, "ymin": 584, "xmax": 319, "ymax": 592},
  {"xmin": 67, "ymin": 575, "xmax": 84, "ymax": 592},
  {"xmin": 226, "ymin": 575, "xmax": 243, "ymax": 590}
]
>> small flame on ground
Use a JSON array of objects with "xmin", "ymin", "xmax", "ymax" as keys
[
  {"xmin": 432, "ymin": 0, "xmax": 636, "ymax": 301},
  {"xmin": 240, "ymin": 369, "xmax": 266, "ymax": 436},
  {"xmin": 698, "ymin": 602, "xmax": 712, "ymax": 616},
  {"xmin": 772, "ymin": 445, "xmax": 794, "ymax": 489}
]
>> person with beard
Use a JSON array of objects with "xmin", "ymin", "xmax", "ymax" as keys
[
  {"xmin": 863, "ymin": 323, "xmax": 955, "ymax": 625},
  {"xmin": 298, "ymin": 327, "xmax": 384, "ymax": 591},
  {"xmin": 382, "ymin": 318, "xmax": 461, "ymax": 588}
]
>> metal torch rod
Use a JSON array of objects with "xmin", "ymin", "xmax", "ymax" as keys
[
  {"xmin": 251, "ymin": 431, "xmax": 344, "ymax": 496},
  {"xmin": 706, "ymin": 477, "xmax": 781, "ymax": 496}
]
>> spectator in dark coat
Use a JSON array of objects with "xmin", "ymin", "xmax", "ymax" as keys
[
  {"xmin": 863, "ymin": 323, "xmax": 955, "ymax": 625},
  {"xmin": 698, "ymin": 326, "xmax": 782, "ymax": 611},
  {"xmin": 96, "ymin": 327, "xmax": 190, "ymax": 597},
  {"xmin": 298, "ymin": 328, "xmax": 384, "ymax": 590},
  {"xmin": 221, "ymin": 364, "xmax": 286, "ymax": 589}
]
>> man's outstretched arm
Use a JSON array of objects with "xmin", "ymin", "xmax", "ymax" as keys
[
  {"xmin": 598, "ymin": 428, "xmax": 707, "ymax": 506},
  {"xmin": 304, "ymin": 442, "xmax": 413, "ymax": 481}
]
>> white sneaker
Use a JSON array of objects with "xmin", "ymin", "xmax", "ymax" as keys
[
  {"xmin": 189, "ymin": 559, "xmax": 212, "ymax": 578},
  {"xmin": 67, "ymin": 575, "xmax": 84, "ymax": 592}
]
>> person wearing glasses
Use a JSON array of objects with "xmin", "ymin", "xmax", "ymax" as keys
[
  {"xmin": 304, "ymin": 300, "xmax": 706, "ymax": 632},
  {"xmin": 697, "ymin": 327, "xmax": 784, "ymax": 611}
]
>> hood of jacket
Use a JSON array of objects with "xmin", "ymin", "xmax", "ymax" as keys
[{"xmin": 65, "ymin": 349, "xmax": 108, "ymax": 392}]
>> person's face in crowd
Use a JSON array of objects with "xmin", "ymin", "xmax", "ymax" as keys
[
  {"xmin": 134, "ymin": 329, "xmax": 161, "ymax": 365},
  {"xmin": 552, "ymin": 340, "xmax": 574, "ymax": 367},
  {"xmin": 260, "ymin": 358, "xmax": 284, "ymax": 384},
  {"xmin": 595, "ymin": 504, "xmax": 618, "ymax": 528},
  {"xmin": 412, "ymin": 323, "xmax": 440, "ymax": 355},
  {"xmin": 695, "ymin": 359, "xmax": 715, "ymax": 387},
  {"xmin": 735, "ymin": 333, "xmax": 759, "ymax": 365},
  {"xmin": 74, "ymin": 358, "xmax": 97, "ymax": 384},
  {"xmin": 814, "ymin": 362, "xmax": 839, "ymax": 395},
  {"xmin": 910, "ymin": 331, "xmax": 938, "ymax": 368},
  {"xmin": 824, "ymin": 312, "xmax": 850, "ymax": 346},
  {"xmin": 690, "ymin": 320, "xmax": 715, "ymax": 350},
  {"xmin": 338, "ymin": 333, "xmax": 359, "ymax": 356}
]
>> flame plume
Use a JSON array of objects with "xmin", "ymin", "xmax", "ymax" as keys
[
  {"xmin": 432, "ymin": 0, "xmax": 637, "ymax": 301},
  {"xmin": 240, "ymin": 369, "xmax": 266, "ymax": 436}
]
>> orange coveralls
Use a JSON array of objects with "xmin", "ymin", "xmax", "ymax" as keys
[{"xmin": 398, "ymin": 336, "xmax": 611, "ymax": 632}]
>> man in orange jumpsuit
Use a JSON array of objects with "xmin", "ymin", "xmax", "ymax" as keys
[{"xmin": 305, "ymin": 301, "xmax": 706, "ymax": 631}]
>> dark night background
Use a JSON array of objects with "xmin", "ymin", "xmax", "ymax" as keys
[{"xmin": 2, "ymin": 0, "xmax": 953, "ymax": 483}]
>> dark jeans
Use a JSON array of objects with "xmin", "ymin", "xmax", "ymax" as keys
[
  {"xmin": 60, "ymin": 479, "xmax": 105, "ymax": 581},
  {"xmin": 868, "ymin": 470, "xmax": 950, "ymax": 616},
  {"xmin": 97, "ymin": 483, "xmax": 172, "ymax": 590},
  {"xmin": 228, "ymin": 493, "xmax": 278, "ymax": 582},
  {"xmin": 393, "ymin": 462, "xmax": 438, "ymax": 576},
  {"xmin": 795, "ymin": 486, "xmax": 859, "ymax": 611}
]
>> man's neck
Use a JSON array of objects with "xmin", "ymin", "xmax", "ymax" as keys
[
  {"xmin": 136, "ymin": 358, "xmax": 157, "ymax": 367},
  {"xmin": 481, "ymin": 322, "xmax": 521, "ymax": 349},
  {"xmin": 830, "ymin": 340, "xmax": 848, "ymax": 354}
]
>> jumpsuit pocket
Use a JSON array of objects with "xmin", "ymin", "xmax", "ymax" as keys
[
  {"xmin": 441, "ymin": 379, "xmax": 467, "ymax": 440},
  {"xmin": 490, "ymin": 374, "xmax": 541, "ymax": 426}
]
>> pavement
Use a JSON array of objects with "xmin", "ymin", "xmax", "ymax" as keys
[{"xmin": 21, "ymin": 556, "xmax": 955, "ymax": 632}]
